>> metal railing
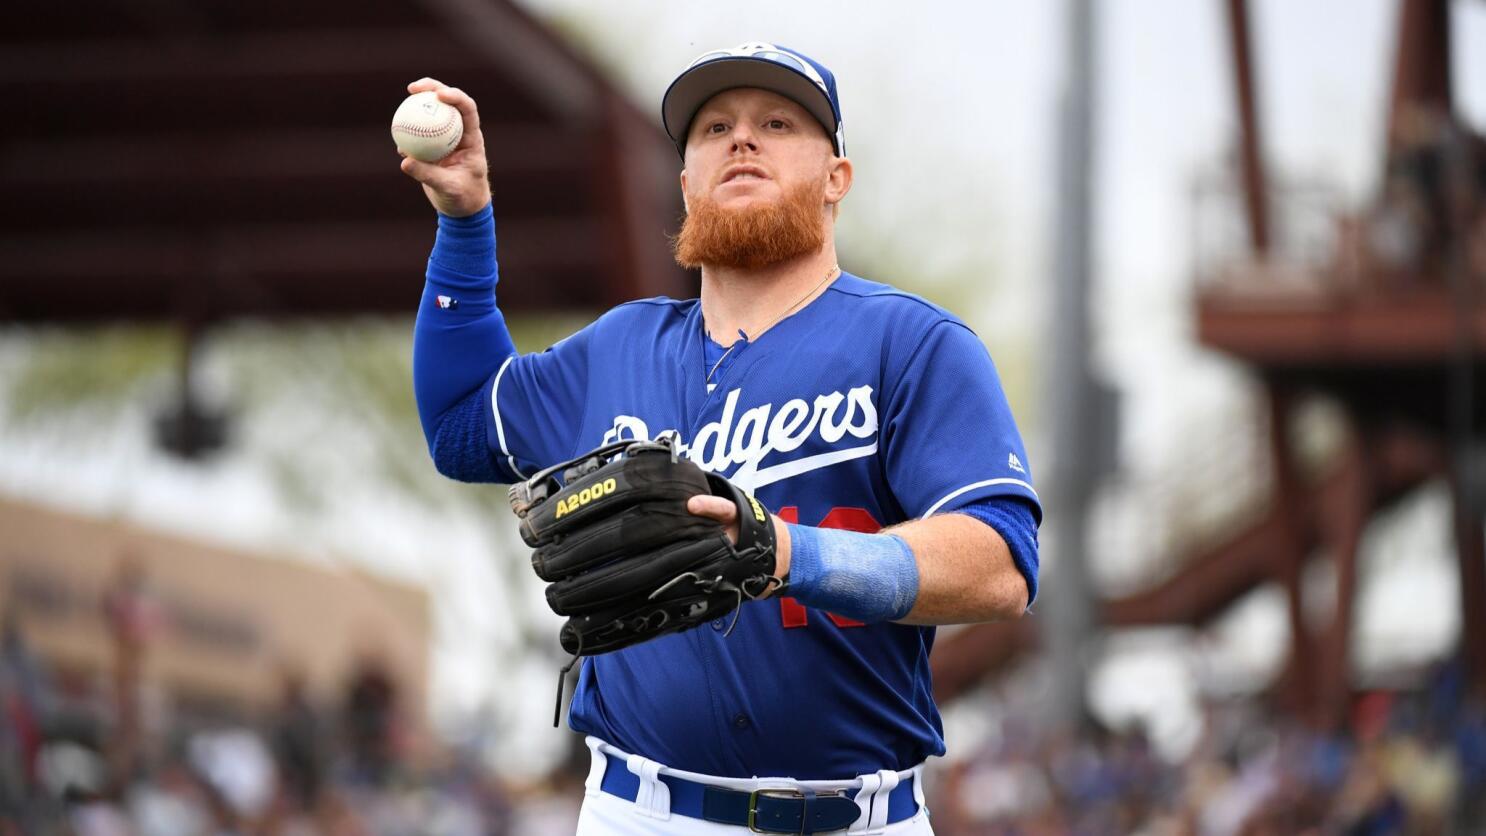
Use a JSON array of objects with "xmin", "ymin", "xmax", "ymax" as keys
[
  {"xmin": 1189, "ymin": 164, "xmax": 1348, "ymax": 296},
  {"xmin": 1091, "ymin": 390, "xmax": 1274, "ymax": 596}
]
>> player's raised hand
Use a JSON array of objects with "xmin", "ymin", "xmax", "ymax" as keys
[{"xmin": 398, "ymin": 78, "xmax": 492, "ymax": 218}]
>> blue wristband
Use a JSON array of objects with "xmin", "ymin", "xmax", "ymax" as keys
[{"xmin": 784, "ymin": 524, "xmax": 919, "ymax": 623}]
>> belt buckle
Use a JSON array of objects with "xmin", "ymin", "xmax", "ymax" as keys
[
  {"xmin": 747, "ymin": 788, "xmax": 843, "ymax": 834},
  {"xmin": 748, "ymin": 788, "xmax": 802, "ymax": 833}
]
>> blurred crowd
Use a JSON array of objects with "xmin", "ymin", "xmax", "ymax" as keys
[
  {"xmin": 930, "ymin": 657, "xmax": 1486, "ymax": 835},
  {"xmin": 8, "ymin": 583, "xmax": 1486, "ymax": 836},
  {"xmin": 6, "ymin": 545, "xmax": 1486, "ymax": 836},
  {"xmin": 0, "ymin": 597, "xmax": 584, "ymax": 836}
]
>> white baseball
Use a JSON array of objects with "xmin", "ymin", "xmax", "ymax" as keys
[{"xmin": 391, "ymin": 91, "xmax": 463, "ymax": 162}]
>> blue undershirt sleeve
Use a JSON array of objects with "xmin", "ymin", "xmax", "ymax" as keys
[
  {"xmin": 952, "ymin": 495, "xmax": 1041, "ymax": 608},
  {"xmin": 412, "ymin": 203, "xmax": 516, "ymax": 478},
  {"xmin": 429, "ymin": 385, "xmax": 503, "ymax": 483}
]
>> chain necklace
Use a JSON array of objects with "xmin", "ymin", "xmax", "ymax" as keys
[{"xmin": 705, "ymin": 264, "xmax": 840, "ymax": 383}]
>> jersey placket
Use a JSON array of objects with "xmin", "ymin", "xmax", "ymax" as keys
[
  {"xmin": 701, "ymin": 326, "xmax": 748, "ymax": 393},
  {"xmin": 686, "ymin": 320, "xmax": 782, "ymax": 768}
]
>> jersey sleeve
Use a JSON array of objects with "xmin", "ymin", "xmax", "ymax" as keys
[
  {"xmin": 954, "ymin": 495, "xmax": 1041, "ymax": 607},
  {"xmin": 413, "ymin": 204, "xmax": 594, "ymax": 486},
  {"xmin": 481, "ymin": 324, "xmax": 595, "ymax": 482},
  {"xmin": 880, "ymin": 320, "xmax": 1041, "ymax": 521},
  {"xmin": 413, "ymin": 204, "xmax": 516, "ymax": 449}
]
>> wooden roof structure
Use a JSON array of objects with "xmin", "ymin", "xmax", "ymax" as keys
[{"xmin": 0, "ymin": 0, "xmax": 691, "ymax": 325}]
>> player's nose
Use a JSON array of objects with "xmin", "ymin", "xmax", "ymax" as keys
[{"xmin": 728, "ymin": 121, "xmax": 759, "ymax": 153}]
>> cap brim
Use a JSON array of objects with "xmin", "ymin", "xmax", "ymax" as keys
[{"xmin": 662, "ymin": 57, "xmax": 838, "ymax": 155}]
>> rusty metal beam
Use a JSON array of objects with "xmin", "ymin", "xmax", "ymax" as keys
[
  {"xmin": 0, "ymin": 218, "xmax": 608, "ymax": 321},
  {"xmin": 1314, "ymin": 433, "xmax": 1373, "ymax": 730},
  {"xmin": 1225, "ymin": 0, "xmax": 1270, "ymax": 255},
  {"xmin": 0, "ymin": 28, "xmax": 551, "ymax": 142},
  {"xmin": 1106, "ymin": 427, "xmax": 1439, "ymax": 629},
  {"xmin": 0, "ymin": 219, "xmax": 602, "ymax": 275},
  {"xmin": 1198, "ymin": 292, "xmax": 1486, "ymax": 365},
  {"xmin": 1268, "ymin": 386, "xmax": 1315, "ymax": 719},
  {"xmin": 0, "ymin": 28, "xmax": 476, "ymax": 83},
  {"xmin": 0, "ymin": 126, "xmax": 585, "ymax": 186},
  {"xmin": 1455, "ymin": 476, "xmax": 1486, "ymax": 697},
  {"xmin": 0, "ymin": 125, "xmax": 596, "ymax": 233},
  {"xmin": 1386, "ymin": 0, "xmax": 1453, "ymax": 150},
  {"xmin": 1101, "ymin": 508, "xmax": 1299, "ymax": 628}
]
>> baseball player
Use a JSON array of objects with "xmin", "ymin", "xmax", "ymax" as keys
[{"xmin": 400, "ymin": 43, "xmax": 1041, "ymax": 835}]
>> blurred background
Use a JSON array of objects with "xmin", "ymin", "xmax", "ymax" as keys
[{"xmin": 2, "ymin": 0, "xmax": 1485, "ymax": 833}]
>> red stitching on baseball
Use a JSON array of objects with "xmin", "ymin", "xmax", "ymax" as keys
[{"xmin": 392, "ymin": 107, "xmax": 459, "ymax": 138}]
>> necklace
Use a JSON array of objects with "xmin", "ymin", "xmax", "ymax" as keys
[{"xmin": 705, "ymin": 264, "xmax": 840, "ymax": 383}]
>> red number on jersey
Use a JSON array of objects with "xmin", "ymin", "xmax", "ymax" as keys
[{"xmin": 775, "ymin": 506, "xmax": 879, "ymax": 629}]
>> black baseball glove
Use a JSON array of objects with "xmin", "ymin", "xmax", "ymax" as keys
[{"xmin": 508, "ymin": 439, "xmax": 782, "ymax": 661}]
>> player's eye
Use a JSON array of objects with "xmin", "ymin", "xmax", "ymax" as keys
[
  {"xmin": 765, "ymin": 118, "xmax": 787, "ymax": 130},
  {"xmin": 707, "ymin": 121, "xmax": 728, "ymax": 135}
]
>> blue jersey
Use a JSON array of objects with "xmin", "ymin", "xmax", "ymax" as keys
[{"xmin": 413, "ymin": 207, "xmax": 1040, "ymax": 780}]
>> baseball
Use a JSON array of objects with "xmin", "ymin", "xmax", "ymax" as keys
[{"xmin": 391, "ymin": 91, "xmax": 463, "ymax": 162}]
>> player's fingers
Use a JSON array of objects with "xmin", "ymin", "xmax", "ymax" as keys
[
  {"xmin": 399, "ymin": 155, "xmax": 455, "ymax": 189},
  {"xmin": 457, "ymin": 123, "xmax": 485, "ymax": 154},
  {"xmin": 687, "ymin": 494, "xmax": 737, "ymax": 523},
  {"xmin": 689, "ymin": 495, "xmax": 741, "ymax": 545},
  {"xmin": 407, "ymin": 77, "xmax": 447, "ymax": 93},
  {"xmin": 434, "ymin": 86, "xmax": 482, "ymax": 137}
]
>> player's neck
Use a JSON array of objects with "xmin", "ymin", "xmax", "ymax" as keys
[{"xmin": 699, "ymin": 247, "xmax": 840, "ymax": 348}]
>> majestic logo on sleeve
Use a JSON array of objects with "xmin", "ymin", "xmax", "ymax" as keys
[{"xmin": 601, "ymin": 385, "xmax": 878, "ymax": 492}]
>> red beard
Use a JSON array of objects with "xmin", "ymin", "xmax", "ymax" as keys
[{"xmin": 671, "ymin": 179, "xmax": 828, "ymax": 270}]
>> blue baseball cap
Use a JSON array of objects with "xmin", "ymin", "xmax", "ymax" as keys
[{"xmin": 662, "ymin": 42, "xmax": 845, "ymax": 159}]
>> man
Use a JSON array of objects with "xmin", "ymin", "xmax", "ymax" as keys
[{"xmin": 401, "ymin": 43, "xmax": 1040, "ymax": 835}]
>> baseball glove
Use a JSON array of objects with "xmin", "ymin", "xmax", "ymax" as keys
[{"xmin": 508, "ymin": 439, "xmax": 782, "ymax": 661}]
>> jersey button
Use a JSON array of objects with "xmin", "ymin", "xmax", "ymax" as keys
[
  {"xmin": 732, "ymin": 713, "xmax": 751, "ymax": 730},
  {"xmin": 711, "ymin": 619, "xmax": 725, "ymax": 631}
]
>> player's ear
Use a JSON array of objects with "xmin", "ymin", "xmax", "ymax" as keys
[
  {"xmin": 824, "ymin": 155, "xmax": 852, "ymax": 206},
  {"xmin": 679, "ymin": 169, "xmax": 690, "ymax": 213}
]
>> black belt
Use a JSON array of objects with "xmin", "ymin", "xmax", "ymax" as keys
[{"xmin": 598, "ymin": 752, "xmax": 918, "ymax": 833}]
